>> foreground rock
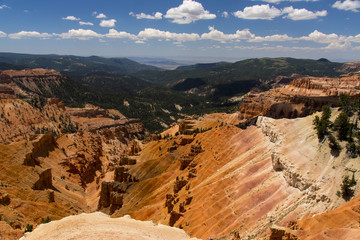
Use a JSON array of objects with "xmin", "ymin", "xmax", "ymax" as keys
[{"xmin": 20, "ymin": 212, "xmax": 198, "ymax": 240}]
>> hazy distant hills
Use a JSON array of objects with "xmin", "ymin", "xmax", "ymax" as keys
[
  {"xmin": 135, "ymin": 57, "xmax": 343, "ymax": 86},
  {"xmin": 0, "ymin": 52, "xmax": 161, "ymax": 75}
]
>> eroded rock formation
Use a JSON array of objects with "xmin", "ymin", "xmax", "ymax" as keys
[{"xmin": 238, "ymin": 73, "xmax": 360, "ymax": 121}]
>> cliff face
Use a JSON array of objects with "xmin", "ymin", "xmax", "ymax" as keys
[
  {"xmin": 238, "ymin": 73, "xmax": 360, "ymax": 121},
  {"xmin": 0, "ymin": 69, "xmax": 65, "ymax": 98},
  {"xmin": 0, "ymin": 73, "xmax": 145, "ymax": 239},
  {"xmin": 105, "ymin": 112, "xmax": 360, "ymax": 239}
]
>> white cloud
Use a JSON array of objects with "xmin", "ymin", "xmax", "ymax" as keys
[
  {"xmin": 255, "ymin": 0, "xmax": 319, "ymax": 3},
  {"xmin": 105, "ymin": 29, "xmax": 137, "ymax": 40},
  {"xmin": 332, "ymin": 0, "xmax": 360, "ymax": 12},
  {"xmin": 58, "ymin": 29, "xmax": 102, "ymax": 40},
  {"xmin": 79, "ymin": 21, "xmax": 94, "ymax": 26},
  {"xmin": 249, "ymin": 34, "xmax": 294, "ymax": 42},
  {"xmin": 233, "ymin": 4, "xmax": 282, "ymax": 20},
  {"xmin": 0, "ymin": 5, "xmax": 9, "ymax": 10},
  {"xmin": 96, "ymin": 13, "xmax": 107, "ymax": 18},
  {"xmin": 300, "ymin": 30, "xmax": 345, "ymax": 43},
  {"xmin": 129, "ymin": 12, "xmax": 163, "ymax": 20},
  {"xmin": 100, "ymin": 19, "xmax": 116, "ymax": 27},
  {"xmin": 164, "ymin": 0, "xmax": 216, "ymax": 24},
  {"xmin": 347, "ymin": 34, "xmax": 360, "ymax": 43},
  {"xmin": 138, "ymin": 28, "xmax": 200, "ymax": 42},
  {"xmin": 62, "ymin": 16, "xmax": 80, "ymax": 21},
  {"xmin": 222, "ymin": 11, "xmax": 229, "ymax": 18},
  {"xmin": 0, "ymin": 31, "xmax": 7, "ymax": 37},
  {"xmin": 201, "ymin": 26, "xmax": 255, "ymax": 42},
  {"xmin": 324, "ymin": 41, "xmax": 352, "ymax": 50},
  {"xmin": 282, "ymin": 6, "xmax": 327, "ymax": 20},
  {"xmin": 8, "ymin": 31, "xmax": 51, "ymax": 39}
]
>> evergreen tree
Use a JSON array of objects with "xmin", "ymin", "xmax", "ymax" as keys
[
  {"xmin": 336, "ymin": 112, "xmax": 350, "ymax": 141},
  {"xmin": 341, "ymin": 175, "xmax": 355, "ymax": 201},
  {"xmin": 314, "ymin": 105, "xmax": 331, "ymax": 141},
  {"xmin": 328, "ymin": 134, "xmax": 341, "ymax": 152}
]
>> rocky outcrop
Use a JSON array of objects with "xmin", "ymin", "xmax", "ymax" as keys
[
  {"xmin": 114, "ymin": 166, "xmax": 137, "ymax": 183},
  {"xmin": 98, "ymin": 181, "xmax": 128, "ymax": 213},
  {"xmin": 24, "ymin": 134, "xmax": 56, "ymax": 166},
  {"xmin": 0, "ymin": 69, "xmax": 64, "ymax": 98},
  {"xmin": 19, "ymin": 212, "xmax": 197, "ymax": 240},
  {"xmin": 173, "ymin": 177, "xmax": 188, "ymax": 194},
  {"xmin": 98, "ymin": 159, "xmax": 139, "ymax": 214},
  {"xmin": 257, "ymin": 117, "xmax": 313, "ymax": 191},
  {"xmin": 178, "ymin": 118, "xmax": 196, "ymax": 134},
  {"xmin": 32, "ymin": 168, "xmax": 52, "ymax": 190},
  {"xmin": 0, "ymin": 192, "xmax": 10, "ymax": 205},
  {"xmin": 269, "ymin": 226, "xmax": 298, "ymax": 240}
]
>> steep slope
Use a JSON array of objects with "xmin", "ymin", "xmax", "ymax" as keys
[
  {"xmin": 97, "ymin": 112, "xmax": 360, "ymax": 239},
  {"xmin": 270, "ymin": 195, "xmax": 360, "ymax": 240}
]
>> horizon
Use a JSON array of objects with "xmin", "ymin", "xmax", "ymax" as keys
[
  {"xmin": 0, "ymin": 51, "xmax": 357, "ymax": 65},
  {"xmin": 0, "ymin": 0, "xmax": 359, "ymax": 62}
]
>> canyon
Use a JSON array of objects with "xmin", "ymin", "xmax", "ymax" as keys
[{"xmin": 1, "ymin": 68, "xmax": 360, "ymax": 240}]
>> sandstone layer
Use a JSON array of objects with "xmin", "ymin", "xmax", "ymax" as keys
[
  {"xmin": 106, "ymin": 112, "xmax": 360, "ymax": 239},
  {"xmin": 0, "ymin": 98, "xmax": 144, "ymax": 239},
  {"xmin": 239, "ymin": 73, "xmax": 360, "ymax": 121}
]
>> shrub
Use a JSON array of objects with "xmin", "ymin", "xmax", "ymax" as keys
[
  {"xmin": 24, "ymin": 224, "xmax": 33, "ymax": 233},
  {"xmin": 41, "ymin": 216, "xmax": 51, "ymax": 224}
]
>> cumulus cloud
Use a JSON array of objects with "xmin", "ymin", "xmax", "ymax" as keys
[
  {"xmin": 282, "ymin": 6, "xmax": 327, "ymax": 20},
  {"xmin": 0, "ymin": 31, "xmax": 7, "ymax": 37},
  {"xmin": 164, "ymin": 0, "xmax": 216, "ymax": 24},
  {"xmin": 105, "ymin": 29, "xmax": 137, "ymax": 40},
  {"xmin": 300, "ymin": 30, "xmax": 345, "ymax": 43},
  {"xmin": 201, "ymin": 26, "xmax": 255, "ymax": 42},
  {"xmin": 79, "ymin": 21, "xmax": 94, "ymax": 26},
  {"xmin": 249, "ymin": 34, "xmax": 294, "ymax": 42},
  {"xmin": 233, "ymin": 4, "xmax": 327, "ymax": 21},
  {"xmin": 138, "ymin": 28, "xmax": 200, "ymax": 42},
  {"xmin": 62, "ymin": 16, "xmax": 80, "ymax": 21},
  {"xmin": 57, "ymin": 29, "xmax": 102, "ymax": 40},
  {"xmin": 233, "ymin": 4, "xmax": 282, "ymax": 20},
  {"xmin": 129, "ymin": 12, "xmax": 163, "ymax": 20},
  {"xmin": 96, "ymin": 13, "xmax": 107, "ymax": 18},
  {"xmin": 8, "ymin": 31, "xmax": 52, "ymax": 39},
  {"xmin": 332, "ymin": 0, "xmax": 360, "ymax": 12},
  {"xmin": 100, "ymin": 19, "xmax": 116, "ymax": 27}
]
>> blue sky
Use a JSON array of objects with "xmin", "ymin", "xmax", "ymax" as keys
[{"xmin": 0, "ymin": 0, "xmax": 359, "ymax": 61}]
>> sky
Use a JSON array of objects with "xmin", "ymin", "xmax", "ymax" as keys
[{"xmin": 0, "ymin": 0, "xmax": 359, "ymax": 62}]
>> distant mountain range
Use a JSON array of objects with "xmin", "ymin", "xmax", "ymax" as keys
[
  {"xmin": 0, "ymin": 52, "xmax": 160, "ymax": 75},
  {"xmin": 0, "ymin": 52, "xmax": 356, "ymax": 131}
]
